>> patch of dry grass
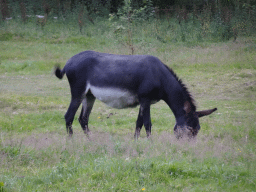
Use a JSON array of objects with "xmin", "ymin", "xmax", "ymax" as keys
[{"xmin": 0, "ymin": 131, "xmax": 245, "ymax": 164}]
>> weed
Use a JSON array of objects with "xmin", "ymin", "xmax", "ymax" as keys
[{"xmin": 0, "ymin": 32, "xmax": 13, "ymax": 41}]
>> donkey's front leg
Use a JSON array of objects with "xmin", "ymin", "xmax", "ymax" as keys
[
  {"xmin": 134, "ymin": 106, "xmax": 143, "ymax": 139},
  {"xmin": 140, "ymin": 99, "xmax": 152, "ymax": 138}
]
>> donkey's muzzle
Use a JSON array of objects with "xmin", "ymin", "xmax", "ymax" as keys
[{"xmin": 174, "ymin": 125, "xmax": 198, "ymax": 139}]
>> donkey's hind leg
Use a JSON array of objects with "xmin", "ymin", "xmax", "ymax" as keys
[
  {"xmin": 78, "ymin": 93, "xmax": 96, "ymax": 135},
  {"xmin": 64, "ymin": 81, "xmax": 86, "ymax": 136},
  {"xmin": 65, "ymin": 97, "xmax": 82, "ymax": 136}
]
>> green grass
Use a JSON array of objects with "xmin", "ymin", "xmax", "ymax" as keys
[{"xmin": 0, "ymin": 18, "xmax": 256, "ymax": 191}]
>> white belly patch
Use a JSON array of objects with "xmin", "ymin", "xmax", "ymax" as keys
[{"xmin": 87, "ymin": 84, "xmax": 139, "ymax": 109}]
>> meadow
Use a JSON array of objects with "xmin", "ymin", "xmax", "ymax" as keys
[{"xmin": 0, "ymin": 16, "xmax": 256, "ymax": 191}]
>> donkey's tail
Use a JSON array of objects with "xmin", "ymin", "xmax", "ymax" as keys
[{"xmin": 54, "ymin": 65, "xmax": 65, "ymax": 79}]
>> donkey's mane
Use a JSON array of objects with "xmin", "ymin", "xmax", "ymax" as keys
[{"xmin": 164, "ymin": 65, "xmax": 197, "ymax": 111}]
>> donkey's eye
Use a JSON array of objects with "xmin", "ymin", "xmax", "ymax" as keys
[{"xmin": 187, "ymin": 117, "xmax": 198, "ymax": 128}]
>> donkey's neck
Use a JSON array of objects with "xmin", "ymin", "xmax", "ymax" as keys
[
  {"xmin": 162, "ymin": 69, "xmax": 195, "ymax": 124},
  {"xmin": 164, "ymin": 82, "xmax": 186, "ymax": 121}
]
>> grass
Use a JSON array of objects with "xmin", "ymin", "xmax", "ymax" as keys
[{"xmin": 0, "ymin": 17, "xmax": 256, "ymax": 191}]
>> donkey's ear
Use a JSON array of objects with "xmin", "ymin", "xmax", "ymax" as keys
[
  {"xmin": 184, "ymin": 101, "xmax": 191, "ymax": 114},
  {"xmin": 196, "ymin": 108, "xmax": 217, "ymax": 118}
]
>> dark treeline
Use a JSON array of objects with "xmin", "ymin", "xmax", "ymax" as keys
[
  {"xmin": 1, "ymin": 0, "xmax": 256, "ymax": 18},
  {"xmin": 1, "ymin": 0, "xmax": 255, "ymax": 41}
]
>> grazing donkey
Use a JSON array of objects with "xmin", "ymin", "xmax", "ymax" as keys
[{"xmin": 55, "ymin": 51, "xmax": 217, "ymax": 138}]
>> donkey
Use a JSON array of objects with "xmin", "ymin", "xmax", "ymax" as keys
[{"xmin": 55, "ymin": 51, "xmax": 217, "ymax": 139}]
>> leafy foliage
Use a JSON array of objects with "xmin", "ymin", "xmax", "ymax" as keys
[{"xmin": 117, "ymin": 0, "xmax": 154, "ymax": 22}]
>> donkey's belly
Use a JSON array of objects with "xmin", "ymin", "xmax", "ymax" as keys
[{"xmin": 89, "ymin": 85, "xmax": 139, "ymax": 109}]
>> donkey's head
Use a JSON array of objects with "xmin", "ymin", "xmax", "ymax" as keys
[{"xmin": 174, "ymin": 101, "xmax": 217, "ymax": 138}]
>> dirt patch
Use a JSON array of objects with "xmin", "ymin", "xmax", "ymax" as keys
[{"xmin": 0, "ymin": 75, "xmax": 69, "ymax": 97}]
